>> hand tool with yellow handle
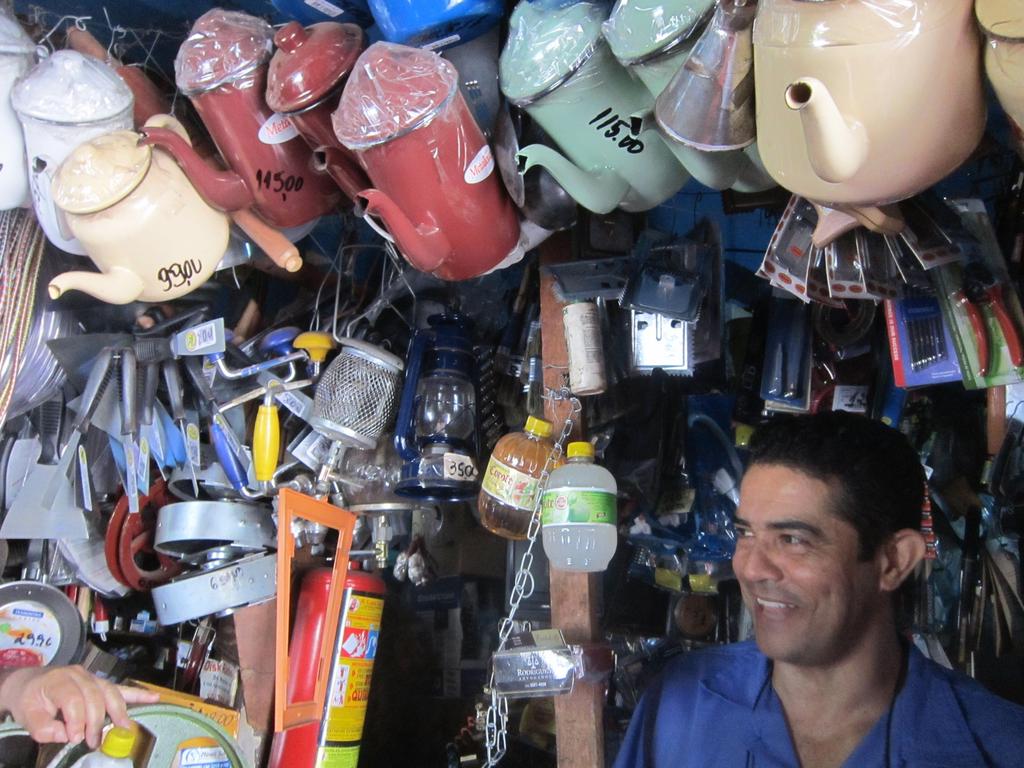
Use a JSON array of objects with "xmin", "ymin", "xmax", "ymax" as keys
[{"xmin": 253, "ymin": 383, "xmax": 282, "ymax": 484}]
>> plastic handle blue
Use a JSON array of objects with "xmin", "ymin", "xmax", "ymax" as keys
[{"xmin": 210, "ymin": 417, "xmax": 247, "ymax": 491}]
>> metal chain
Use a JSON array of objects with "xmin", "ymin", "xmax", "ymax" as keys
[{"xmin": 484, "ymin": 387, "xmax": 582, "ymax": 767}]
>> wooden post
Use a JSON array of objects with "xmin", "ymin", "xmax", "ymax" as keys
[{"xmin": 539, "ymin": 234, "xmax": 605, "ymax": 767}]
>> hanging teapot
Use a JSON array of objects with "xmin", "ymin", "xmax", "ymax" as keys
[
  {"xmin": 499, "ymin": 1, "xmax": 689, "ymax": 214},
  {"xmin": 266, "ymin": 21, "xmax": 370, "ymax": 202},
  {"xmin": 333, "ymin": 42, "xmax": 520, "ymax": 281},
  {"xmin": 752, "ymin": 0, "xmax": 985, "ymax": 246},
  {"xmin": 0, "ymin": 8, "xmax": 34, "ymax": 211},
  {"xmin": 145, "ymin": 10, "xmax": 341, "ymax": 233},
  {"xmin": 11, "ymin": 50, "xmax": 134, "ymax": 254},
  {"xmin": 603, "ymin": 0, "xmax": 774, "ymax": 192},
  {"xmin": 48, "ymin": 116, "xmax": 230, "ymax": 305},
  {"xmin": 977, "ymin": 0, "xmax": 1024, "ymax": 151}
]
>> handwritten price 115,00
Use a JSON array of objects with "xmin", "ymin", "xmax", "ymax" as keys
[{"xmin": 588, "ymin": 108, "xmax": 645, "ymax": 154}]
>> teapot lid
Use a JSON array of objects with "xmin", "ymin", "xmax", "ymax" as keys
[
  {"xmin": 52, "ymin": 130, "xmax": 152, "ymax": 215},
  {"xmin": 603, "ymin": 0, "xmax": 715, "ymax": 64},
  {"xmin": 267, "ymin": 21, "xmax": 364, "ymax": 113},
  {"xmin": 753, "ymin": 0, "xmax": 960, "ymax": 48},
  {"xmin": 499, "ymin": 1, "xmax": 606, "ymax": 107},
  {"xmin": 0, "ymin": 6, "xmax": 34, "ymax": 55},
  {"xmin": 977, "ymin": 0, "xmax": 1024, "ymax": 39},
  {"xmin": 12, "ymin": 50, "xmax": 134, "ymax": 124},
  {"xmin": 175, "ymin": 9, "xmax": 273, "ymax": 96},
  {"xmin": 333, "ymin": 42, "xmax": 458, "ymax": 150}
]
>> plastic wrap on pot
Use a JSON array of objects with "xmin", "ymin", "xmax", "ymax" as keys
[
  {"xmin": 174, "ymin": 9, "xmax": 274, "ymax": 95},
  {"xmin": 499, "ymin": 1, "xmax": 607, "ymax": 107},
  {"xmin": 333, "ymin": 41, "xmax": 460, "ymax": 150},
  {"xmin": 602, "ymin": 0, "xmax": 714, "ymax": 65},
  {"xmin": 11, "ymin": 50, "xmax": 133, "ymax": 124}
]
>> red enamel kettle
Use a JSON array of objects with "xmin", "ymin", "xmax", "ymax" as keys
[
  {"xmin": 145, "ymin": 10, "xmax": 340, "ymax": 231},
  {"xmin": 333, "ymin": 42, "xmax": 520, "ymax": 281},
  {"xmin": 266, "ymin": 21, "xmax": 370, "ymax": 203}
]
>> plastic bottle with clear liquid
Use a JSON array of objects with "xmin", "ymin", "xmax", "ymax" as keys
[
  {"xmin": 70, "ymin": 726, "xmax": 135, "ymax": 768},
  {"xmin": 478, "ymin": 416, "xmax": 559, "ymax": 539},
  {"xmin": 541, "ymin": 441, "xmax": 618, "ymax": 571}
]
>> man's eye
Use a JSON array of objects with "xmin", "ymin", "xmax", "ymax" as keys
[
  {"xmin": 736, "ymin": 528, "xmax": 754, "ymax": 538},
  {"xmin": 781, "ymin": 534, "xmax": 805, "ymax": 547}
]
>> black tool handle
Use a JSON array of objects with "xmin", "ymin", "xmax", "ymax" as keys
[
  {"xmin": 71, "ymin": 347, "xmax": 115, "ymax": 434},
  {"xmin": 162, "ymin": 359, "xmax": 187, "ymax": 423},
  {"xmin": 36, "ymin": 395, "xmax": 64, "ymax": 466},
  {"xmin": 141, "ymin": 362, "xmax": 159, "ymax": 426}
]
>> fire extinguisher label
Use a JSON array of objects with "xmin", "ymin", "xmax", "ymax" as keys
[
  {"xmin": 258, "ymin": 113, "xmax": 300, "ymax": 145},
  {"xmin": 464, "ymin": 145, "xmax": 495, "ymax": 185},
  {"xmin": 325, "ymin": 593, "xmax": 384, "ymax": 743},
  {"xmin": 316, "ymin": 745, "xmax": 360, "ymax": 768}
]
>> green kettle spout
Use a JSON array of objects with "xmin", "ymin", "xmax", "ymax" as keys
[{"xmin": 516, "ymin": 144, "xmax": 629, "ymax": 214}]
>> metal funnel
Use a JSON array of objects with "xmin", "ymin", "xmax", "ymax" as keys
[{"xmin": 654, "ymin": 0, "xmax": 757, "ymax": 152}]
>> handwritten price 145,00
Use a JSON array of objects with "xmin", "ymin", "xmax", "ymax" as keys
[
  {"xmin": 588, "ymin": 108, "xmax": 645, "ymax": 154},
  {"xmin": 255, "ymin": 169, "xmax": 304, "ymax": 201}
]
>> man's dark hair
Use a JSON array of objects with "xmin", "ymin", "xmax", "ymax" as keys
[{"xmin": 747, "ymin": 411, "xmax": 924, "ymax": 560}]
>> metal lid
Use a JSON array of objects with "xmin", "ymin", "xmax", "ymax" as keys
[
  {"xmin": 977, "ymin": 0, "xmax": 1024, "ymax": 39},
  {"xmin": 175, "ymin": 9, "xmax": 273, "ymax": 96},
  {"xmin": 0, "ymin": 6, "xmax": 34, "ymax": 55},
  {"xmin": 333, "ymin": 41, "xmax": 458, "ymax": 151},
  {"xmin": 11, "ymin": 50, "xmax": 133, "ymax": 124},
  {"xmin": 499, "ymin": 1, "xmax": 605, "ymax": 107},
  {"xmin": 52, "ymin": 130, "xmax": 152, "ymax": 215},
  {"xmin": 267, "ymin": 21, "xmax": 364, "ymax": 114},
  {"xmin": 603, "ymin": 0, "xmax": 715, "ymax": 65}
]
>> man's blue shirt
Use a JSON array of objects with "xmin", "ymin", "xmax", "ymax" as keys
[{"xmin": 613, "ymin": 640, "xmax": 1024, "ymax": 767}]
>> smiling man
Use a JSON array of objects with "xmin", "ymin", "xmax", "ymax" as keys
[{"xmin": 614, "ymin": 411, "xmax": 1024, "ymax": 768}]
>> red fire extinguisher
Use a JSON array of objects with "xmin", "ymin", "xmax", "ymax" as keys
[{"xmin": 268, "ymin": 566, "xmax": 386, "ymax": 768}]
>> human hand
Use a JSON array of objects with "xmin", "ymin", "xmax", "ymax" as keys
[{"xmin": 0, "ymin": 665, "xmax": 159, "ymax": 748}]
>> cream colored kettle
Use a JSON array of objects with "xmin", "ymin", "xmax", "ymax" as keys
[
  {"xmin": 48, "ymin": 116, "xmax": 230, "ymax": 304},
  {"xmin": 753, "ymin": 0, "xmax": 985, "ymax": 245}
]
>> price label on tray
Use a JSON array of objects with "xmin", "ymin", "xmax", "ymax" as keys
[
  {"xmin": 443, "ymin": 453, "xmax": 478, "ymax": 481},
  {"xmin": 833, "ymin": 385, "xmax": 869, "ymax": 414}
]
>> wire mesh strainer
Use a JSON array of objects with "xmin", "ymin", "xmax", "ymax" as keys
[{"xmin": 311, "ymin": 338, "xmax": 405, "ymax": 450}]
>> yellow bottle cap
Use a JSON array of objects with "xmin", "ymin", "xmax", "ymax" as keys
[
  {"xmin": 101, "ymin": 726, "xmax": 135, "ymax": 758},
  {"xmin": 524, "ymin": 416, "xmax": 553, "ymax": 439},
  {"xmin": 566, "ymin": 441, "xmax": 594, "ymax": 459}
]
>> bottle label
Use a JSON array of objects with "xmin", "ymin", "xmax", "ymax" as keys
[
  {"xmin": 481, "ymin": 457, "xmax": 540, "ymax": 511},
  {"xmin": 541, "ymin": 488, "xmax": 616, "ymax": 525}
]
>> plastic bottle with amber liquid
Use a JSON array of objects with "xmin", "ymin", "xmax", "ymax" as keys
[
  {"xmin": 541, "ymin": 441, "xmax": 617, "ymax": 571},
  {"xmin": 477, "ymin": 416, "xmax": 561, "ymax": 539}
]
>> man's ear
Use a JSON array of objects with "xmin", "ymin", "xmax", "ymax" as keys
[{"xmin": 877, "ymin": 529, "xmax": 926, "ymax": 593}]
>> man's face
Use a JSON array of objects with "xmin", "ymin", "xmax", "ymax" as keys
[{"xmin": 732, "ymin": 464, "xmax": 887, "ymax": 667}]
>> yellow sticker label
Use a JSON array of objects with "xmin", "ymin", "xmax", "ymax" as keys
[
  {"xmin": 316, "ymin": 745, "xmax": 361, "ymax": 768},
  {"xmin": 324, "ymin": 594, "xmax": 383, "ymax": 744}
]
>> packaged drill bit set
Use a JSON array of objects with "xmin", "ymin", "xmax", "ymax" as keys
[
  {"xmin": 884, "ymin": 286, "xmax": 963, "ymax": 388},
  {"xmin": 931, "ymin": 199, "xmax": 1024, "ymax": 389}
]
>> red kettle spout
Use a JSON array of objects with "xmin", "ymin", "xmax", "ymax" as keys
[
  {"xmin": 139, "ymin": 126, "xmax": 253, "ymax": 213},
  {"xmin": 358, "ymin": 189, "xmax": 450, "ymax": 274}
]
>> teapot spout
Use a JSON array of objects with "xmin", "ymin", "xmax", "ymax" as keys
[
  {"xmin": 139, "ymin": 126, "xmax": 253, "ymax": 212},
  {"xmin": 359, "ymin": 189, "xmax": 450, "ymax": 273},
  {"xmin": 516, "ymin": 144, "xmax": 628, "ymax": 214},
  {"xmin": 785, "ymin": 78, "xmax": 868, "ymax": 185},
  {"xmin": 49, "ymin": 268, "xmax": 145, "ymax": 305}
]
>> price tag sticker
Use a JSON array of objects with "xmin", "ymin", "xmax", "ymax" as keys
[
  {"xmin": 125, "ymin": 442, "xmax": 140, "ymax": 513},
  {"xmin": 443, "ymin": 453, "xmax": 478, "ymax": 482},
  {"xmin": 77, "ymin": 445, "xmax": 93, "ymax": 512},
  {"xmin": 832, "ymin": 385, "xmax": 869, "ymax": 414},
  {"xmin": 292, "ymin": 430, "xmax": 333, "ymax": 470},
  {"xmin": 137, "ymin": 439, "xmax": 150, "ymax": 492},
  {"xmin": 177, "ymin": 319, "xmax": 225, "ymax": 356},
  {"xmin": 186, "ymin": 422, "xmax": 201, "ymax": 467}
]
